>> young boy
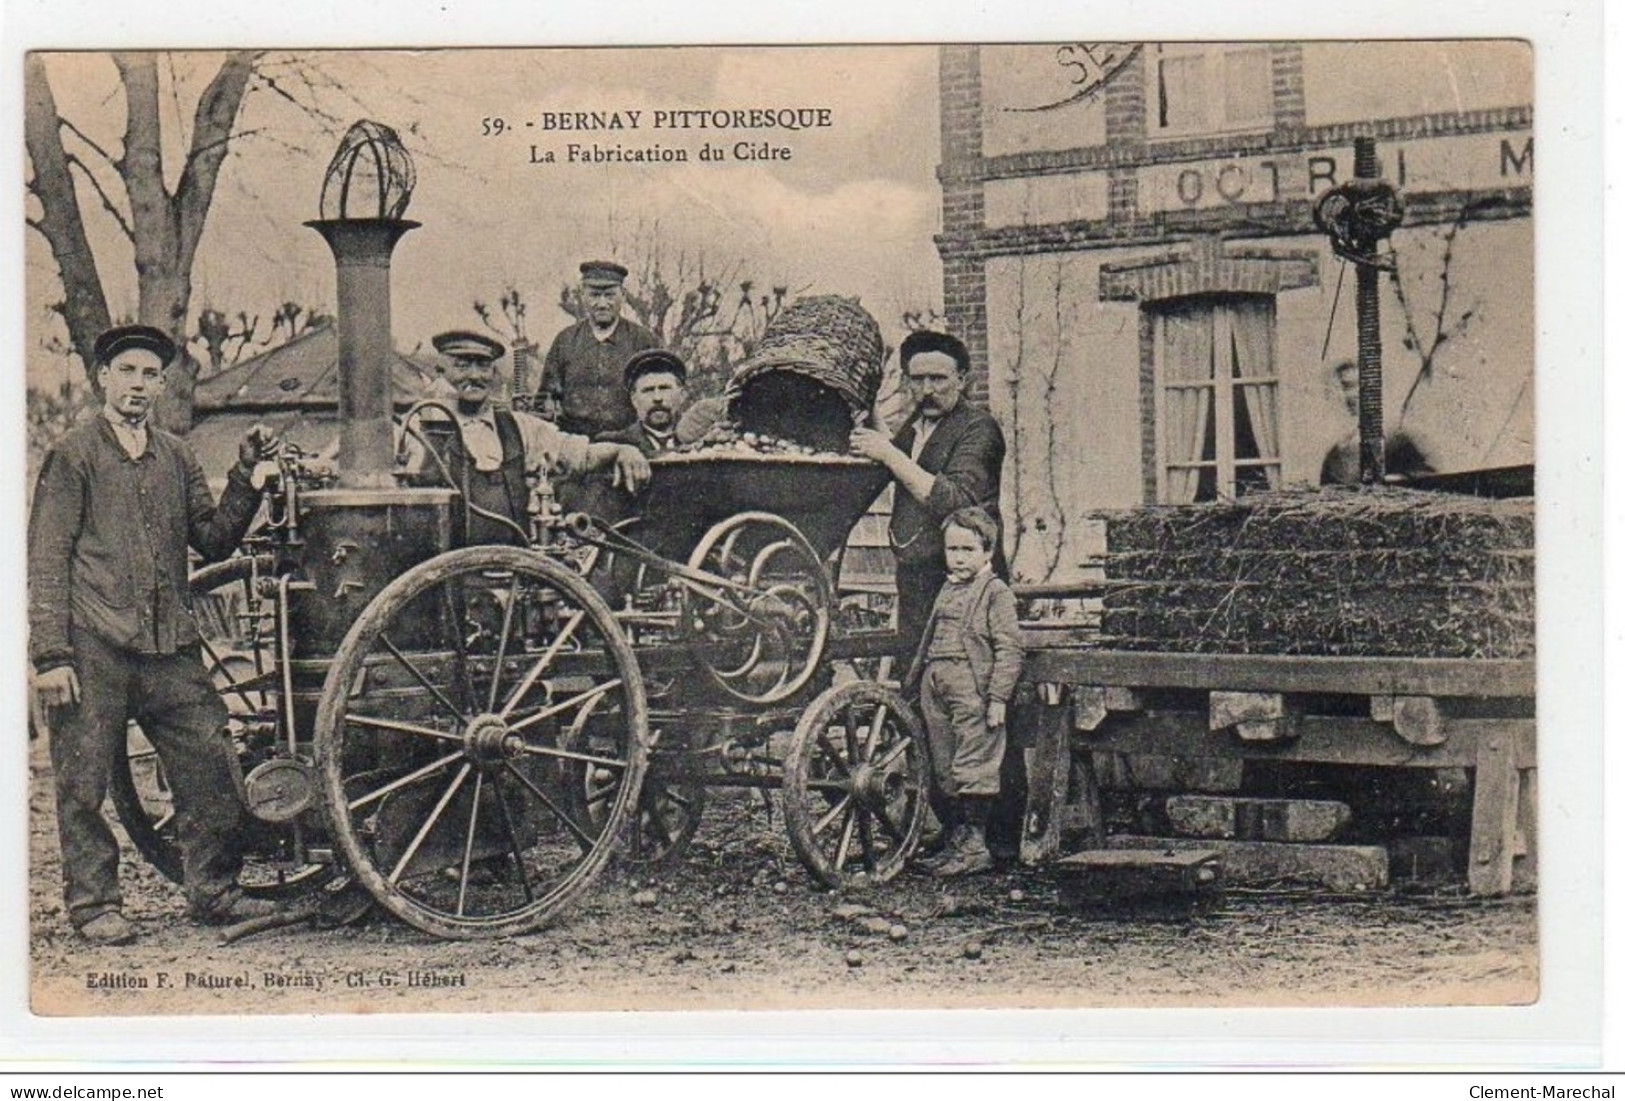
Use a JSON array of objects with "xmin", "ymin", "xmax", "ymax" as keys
[{"xmin": 904, "ymin": 505, "xmax": 1025, "ymax": 877}]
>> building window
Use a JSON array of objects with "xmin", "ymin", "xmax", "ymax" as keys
[
  {"xmin": 1148, "ymin": 44, "xmax": 1273, "ymax": 138},
  {"xmin": 1151, "ymin": 295, "xmax": 1282, "ymax": 503}
]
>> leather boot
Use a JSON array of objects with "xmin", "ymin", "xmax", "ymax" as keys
[{"xmin": 933, "ymin": 797, "xmax": 996, "ymax": 877}]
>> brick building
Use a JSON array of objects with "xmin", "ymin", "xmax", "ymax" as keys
[{"xmin": 936, "ymin": 42, "xmax": 1533, "ymax": 585}]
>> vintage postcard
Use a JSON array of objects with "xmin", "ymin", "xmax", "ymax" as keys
[{"xmin": 15, "ymin": 36, "xmax": 1562, "ymax": 1031}]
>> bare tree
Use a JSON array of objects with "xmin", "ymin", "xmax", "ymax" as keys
[
  {"xmin": 25, "ymin": 52, "xmax": 260, "ymax": 431},
  {"xmin": 23, "ymin": 52, "xmax": 377, "ymax": 432},
  {"xmin": 192, "ymin": 299, "xmax": 331, "ymax": 376}
]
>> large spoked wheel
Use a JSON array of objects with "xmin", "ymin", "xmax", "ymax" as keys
[
  {"xmin": 315, "ymin": 545, "xmax": 649, "ymax": 939},
  {"xmin": 681, "ymin": 512, "xmax": 832, "ymax": 706},
  {"xmin": 110, "ymin": 555, "xmax": 329, "ymax": 899},
  {"xmin": 784, "ymin": 681, "xmax": 927, "ymax": 889}
]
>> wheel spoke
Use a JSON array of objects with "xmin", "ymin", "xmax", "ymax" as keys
[
  {"xmin": 815, "ymin": 730, "xmax": 851, "ymax": 777},
  {"xmin": 813, "ymin": 793, "xmax": 852, "ymax": 837},
  {"xmin": 485, "ymin": 582, "xmax": 520, "ymax": 714},
  {"xmin": 503, "ymin": 762, "xmax": 598, "ymax": 851},
  {"xmin": 441, "ymin": 581, "xmax": 480, "ymax": 711},
  {"xmin": 856, "ymin": 809, "xmax": 877, "ymax": 872},
  {"xmin": 379, "ymin": 633, "xmax": 468, "ymax": 723},
  {"xmin": 871, "ymin": 800, "xmax": 907, "ymax": 845},
  {"xmin": 344, "ymin": 712, "xmax": 463, "ymax": 744},
  {"xmin": 872, "ymin": 735, "xmax": 914, "ymax": 772},
  {"xmin": 506, "ymin": 679, "xmax": 623, "ymax": 735},
  {"xmin": 387, "ymin": 763, "xmax": 470, "ymax": 885},
  {"xmin": 660, "ymin": 788, "xmax": 697, "ymax": 812},
  {"xmin": 833, "ymin": 808, "xmax": 857, "ymax": 870},
  {"xmin": 487, "ymin": 771, "xmax": 535, "ymax": 904},
  {"xmin": 456, "ymin": 771, "xmax": 485, "ymax": 917},
  {"xmin": 347, "ymin": 750, "xmax": 463, "ymax": 811},
  {"xmin": 863, "ymin": 705, "xmax": 888, "ymax": 764},
  {"xmin": 516, "ymin": 741, "xmax": 631, "ymax": 771},
  {"xmin": 499, "ymin": 609, "xmax": 585, "ymax": 718}
]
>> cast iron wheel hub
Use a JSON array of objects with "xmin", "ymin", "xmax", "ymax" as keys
[
  {"xmin": 850, "ymin": 761, "xmax": 901, "ymax": 808},
  {"xmin": 464, "ymin": 713, "xmax": 522, "ymax": 763}
]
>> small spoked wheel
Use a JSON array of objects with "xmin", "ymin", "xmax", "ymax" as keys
[
  {"xmin": 564, "ymin": 709, "xmax": 706, "ymax": 867},
  {"xmin": 111, "ymin": 554, "xmax": 330, "ymax": 899},
  {"xmin": 783, "ymin": 681, "xmax": 927, "ymax": 889},
  {"xmin": 681, "ymin": 512, "xmax": 832, "ymax": 706},
  {"xmin": 315, "ymin": 545, "xmax": 649, "ymax": 939}
]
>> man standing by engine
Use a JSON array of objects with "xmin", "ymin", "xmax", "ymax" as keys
[
  {"xmin": 540, "ymin": 260, "xmax": 658, "ymax": 439},
  {"xmin": 29, "ymin": 325, "xmax": 285, "ymax": 944},
  {"xmin": 401, "ymin": 329, "xmax": 651, "ymax": 545},
  {"xmin": 849, "ymin": 330, "xmax": 1007, "ymax": 661}
]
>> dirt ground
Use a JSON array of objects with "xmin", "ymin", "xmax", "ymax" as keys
[{"xmin": 27, "ymin": 737, "xmax": 1538, "ymax": 1016}]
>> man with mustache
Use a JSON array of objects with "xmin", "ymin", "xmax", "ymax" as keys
[
  {"xmin": 402, "ymin": 330, "xmax": 650, "ymax": 546},
  {"xmin": 849, "ymin": 330, "xmax": 1008, "ymax": 662},
  {"xmin": 29, "ymin": 324, "xmax": 284, "ymax": 943},
  {"xmin": 597, "ymin": 349, "xmax": 689, "ymax": 457}
]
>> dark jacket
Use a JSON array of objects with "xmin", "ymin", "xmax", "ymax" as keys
[
  {"xmin": 595, "ymin": 421, "xmax": 676, "ymax": 457},
  {"xmin": 904, "ymin": 569, "xmax": 1025, "ymax": 705},
  {"xmin": 28, "ymin": 417, "xmax": 261, "ymax": 671},
  {"xmin": 889, "ymin": 400, "xmax": 1007, "ymax": 568},
  {"xmin": 542, "ymin": 318, "xmax": 658, "ymax": 439}
]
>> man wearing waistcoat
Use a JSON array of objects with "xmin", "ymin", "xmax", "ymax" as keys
[
  {"xmin": 29, "ymin": 324, "xmax": 284, "ymax": 944},
  {"xmin": 402, "ymin": 330, "xmax": 651, "ymax": 545}
]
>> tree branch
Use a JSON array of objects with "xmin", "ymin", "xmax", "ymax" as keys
[
  {"xmin": 23, "ymin": 54, "xmax": 112, "ymax": 372},
  {"xmin": 58, "ymin": 117, "xmax": 120, "ymax": 169},
  {"xmin": 173, "ymin": 51, "xmax": 257, "ymax": 274},
  {"xmin": 64, "ymin": 153, "xmax": 133, "ymax": 241}
]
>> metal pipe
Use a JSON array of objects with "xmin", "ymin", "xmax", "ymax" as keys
[
  {"xmin": 306, "ymin": 218, "xmax": 419, "ymax": 487},
  {"xmin": 1353, "ymin": 137, "xmax": 1385, "ymax": 484}
]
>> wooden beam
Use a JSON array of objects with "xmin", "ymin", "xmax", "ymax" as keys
[
  {"xmin": 1021, "ymin": 700, "xmax": 1072, "ymax": 866},
  {"xmin": 1468, "ymin": 735, "xmax": 1521, "ymax": 896},
  {"xmin": 1512, "ymin": 767, "xmax": 1539, "ymax": 894},
  {"xmin": 1078, "ymin": 712, "xmax": 1535, "ymax": 770},
  {"xmin": 1023, "ymin": 649, "xmax": 1534, "ymax": 698}
]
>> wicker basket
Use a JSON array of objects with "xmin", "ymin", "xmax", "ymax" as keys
[{"xmin": 725, "ymin": 295, "xmax": 885, "ymax": 423}]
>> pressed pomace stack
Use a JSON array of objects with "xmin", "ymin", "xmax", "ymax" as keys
[{"xmin": 1096, "ymin": 487, "xmax": 1535, "ymax": 659}]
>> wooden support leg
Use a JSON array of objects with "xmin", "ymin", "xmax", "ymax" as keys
[
  {"xmin": 1511, "ymin": 767, "xmax": 1538, "ymax": 894},
  {"xmin": 1468, "ymin": 735, "xmax": 1520, "ymax": 896},
  {"xmin": 1021, "ymin": 696, "xmax": 1071, "ymax": 866},
  {"xmin": 1063, "ymin": 750, "xmax": 1106, "ymax": 848}
]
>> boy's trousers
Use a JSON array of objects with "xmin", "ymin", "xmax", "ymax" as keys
[{"xmin": 920, "ymin": 657, "xmax": 1004, "ymax": 797}]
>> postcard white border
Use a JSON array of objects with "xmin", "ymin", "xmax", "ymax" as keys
[{"xmin": 0, "ymin": 0, "xmax": 1609, "ymax": 1070}]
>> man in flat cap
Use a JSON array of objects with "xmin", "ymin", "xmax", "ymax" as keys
[
  {"xmin": 599, "ymin": 349, "xmax": 690, "ymax": 457},
  {"xmin": 401, "ymin": 329, "xmax": 651, "ymax": 545},
  {"xmin": 850, "ymin": 329, "xmax": 1011, "ymax": 864},
  {"xmin": 539, "ymin": 260, "xmax": 658, "ymax": 439},
  {"xmin": 849, "ymin": 330, "xmax": 1008, "ymax": 662},
  {"xmin": 575, "ymin": 348, "xmax": 687, "ymax": 527},
  {"xmin": 29, "ymin": 324, "xmax": 285, "ymax": 944}
]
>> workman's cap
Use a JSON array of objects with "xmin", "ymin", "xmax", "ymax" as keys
[
  {"xmin": 624, "ymin": 348, "xmax": 688, "ymax": 389},
  {"xmin": 579, "ymin": 260, "xmax": 629, "ymax": 286},
  {"xmin": 432, "ymin": 330, "xmax": 506, "ymax": 363},
  {"xmin": 899, "ymin": 330, "xmax": 971, "ymax": 374},
  {"xmin": 93, "ymin": 324, "xmax": 177, "ymax": 367}
]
